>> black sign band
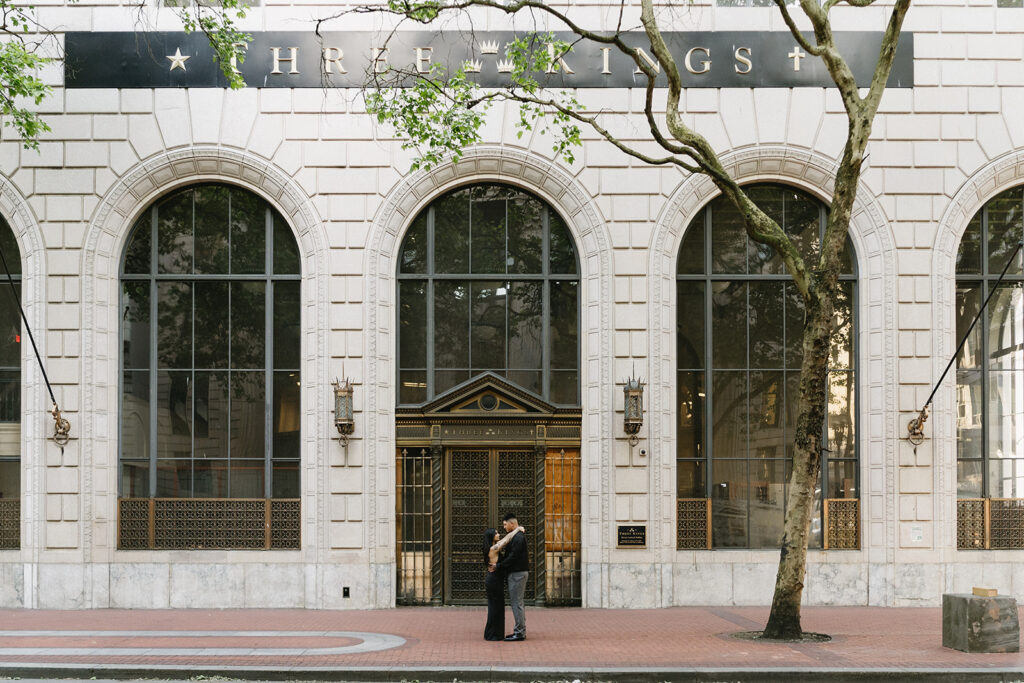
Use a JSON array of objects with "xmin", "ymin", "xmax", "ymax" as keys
[{"xmin": 65, "ymin": 31, "xmax": 913, "ymax": 89}]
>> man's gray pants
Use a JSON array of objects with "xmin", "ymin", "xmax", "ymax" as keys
[{"xmin": 507, "ymin": 570, "xmax": 528, "ymax": 637}]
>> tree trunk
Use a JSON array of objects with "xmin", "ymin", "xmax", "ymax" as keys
[{"xmin": 761, "ymin": 289, "xmax": 834, "ymax": 640}]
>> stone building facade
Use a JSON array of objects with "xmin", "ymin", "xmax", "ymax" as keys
[{"xmin": 0, "ymin": 0, "xmax": 1022, "ymax": 609}]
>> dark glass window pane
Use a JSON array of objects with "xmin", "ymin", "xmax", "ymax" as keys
[
  {"xmin": 827, "ymin": 371, "xmax": 855, "ymax": 460},
  {"xmin": 827, "ymin": 460, "xmax": 857, "ymax": 499},
  {"xmin": 273, "ymin": 460, "xmax": 300, "ymax": 498},
  {"xmin": 194, "ymin": 282, "xmax": 229, "ymax": 369},
  {"xmin": 548, "ymin": 212, "xmax": 577, "ymax": 275},
  {"xmin": 676, "ymin": 281, "xmax": 704, "ymax": 369},
  {"xmin": 231, "ymin": 282, "xmax": 265, "ymax": 369},
  {"xmin": 677, "ymin": 219, "xmax": 704, "ymax": 275},
  {"xmin": 550, "ymin": 280, "xmax": 578, "ymax": 370},
  {"xmin": 434, "ymin": 281, "xmax": 469, "ymax": 369},
  {"xmin": 122, "ymin": 219, "xmax": 150, "ymax": 275},
  {"xmin": 0, "ymin": 460, "xmax": 19, "ymax": 498},
  {"xmin": 957, "ymin": 213, "xmax": 982, "ymax": 275},
  {"xmin": 749, "ymin": 282, "xmax": 784, "ymax": 369},
  {"xmin": 273, "ymin": 371, "xmax": 301, "ymax": 460},
  {"xmin": 710, "ymin": 197, "xmax": 748, "ymax": 274},
  {"xmin": 120, "ymin": 460, "xmax": 148, "ymax": 498},
  {"xmin": 0, "ymin": 282, "xmax": 18, "ymax": 370},
  {"xmin": 956, "ymin": 285, "xmax": 982, "ymax": 369},
  {"xmin": 433, "ymin": 191, "xmax": 469, "ymax": 274},
  {"xmin": 157, "ymin": 282, "xmax": 192, "ymax": 369},
  {"xmin": 471, "ymin": 196, "xmax": 506, "ymax": 274},
  {"xmin": 831, "ymin": 282, "xmax": 854, "ymax": 370},
  {"xmin": 712, "ymin": 371, "xmax": 746, "ymax": 458},
  {"xmin": 273, "ymin": 281, "xmax": 301, "ymax": 370},
  {"xmin": 712, "ymin": 459, "xmax": 747, "ymax": 547},
  {"xmin": 839, "ymin": 236, "xmax": 855, "ymax": 275},
  {"xmin": 273, "ymin": 214, "xmax": 300, "ymax": 275},
  {"xmin": 748, "ymin": 458, "xmax": 785, "ymax": 547},
  {"xmin": 990, "ymin": 458, "xmax": 1024, "ymax": 498},
  {"xmin": 507, "ymin": 370, "xmax": 542, "ymax": 396},
  {"xmin": 957, "ymin": 459, "xmax": 983, "ymax": 498},
  {"xmin": 746, "ymin": 186, "xmax": 782, "ymax": 274},
  {"xmin": 957, "ymin": 369, "xmax": 983, "ymax": 460},
  {"xmin": 470, "ymin": 282, "xmax": 506, "ymax": 370},
  {"xmin": 121, "ymin": 282, "xmax": 150, "ymax": 370},
  {"xmin": 194, "ymin": 185, "xmax": 229, "ymax": 274},
  {"xmin": 230, "ymin": 371, "xmax": 265, "ymax": 460},
  {"xmin": 399, "ymin": 281, "xmax": 427, "ymax": 370},
  {"xmin": 550, "ymin": 370, "xmax": 578, "ymax": 404},
  {"xmin": 677, "ymin": 371, "xmax": 704, "ymax": 460},
  {"xmin": 507, "ymin": 195, "xmax": 543, "ymax": 274},
  {"xmin": 989, "ymin": 371, "xmax": 1024, "ymax": 460},
  {"xmin": 231, "ymin": 189, "xmax": 266, "ymax": 274},
  {"xmin": 121, "ymin": 370, "xmax": 150, "ymax": 459},
  {"xmin": 988, "ymin": 189, "xmax": 1024, "ymax": 276},
  {"xmin": 0, "ymin": 370, "xmax": 19, "ymax": 424},
  {"xmin": 156, "ymin": 370, "xmax": 192, "ymax": 459},
  {"xmin": 749, "ymin": 371, "xmax": 784, "ymax": 457},
  {"xmin": 711, "ymin": 281, "xmax": 746, "ymax": 369},
  {"xmin": 785, "ymin": 371, "xmax": 800, "ymax": 462},
  {"xmin": 400, "ymin": 213, "xmax": 428, "ymax": 274},
  {"xmin": 784, "ymin": 283, "xmax": 805, "ymax": 369},
  {"xmin": 676, "ymin": 460, "xmax": 705, "ymax": 498},
  {"xmin": 399, "ymin": 370, "xmax": 427, "ymax": 404},
  {"xmin": 435, "ymin": 369, "xmax": 470, "ymax": 394},
  {"xmin": 193, "ymin": 459, "xmax": 229, "ymax": 498},
  {"xmin": 156, "ymin": 190, "xmax": 193, "ymax": 274},
  {"xmin": 229, "ymin": 459, "xmax": 264, "ymax": 498},
  {"xmin": 0, "ymin": 220, "xmax": 19, "ymax": 277},
  {"xmin": 155, "ymin": 459, "xmax": 191, "ymax": 497},
  {"xmin": 988, "ymin": 284, "xmax": 1023, "ymax": 371},
  {"xmin": 509, "ymin": 281, "xmax": 542, "ymax": 370},
  {"xmin": 193, "ymin": 371, "xmax": 229, "ymax": 459}
]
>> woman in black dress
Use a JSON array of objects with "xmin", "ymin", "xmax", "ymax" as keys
[{"xmin": 483, "ymin": 525, "xmax": 524, "ymax": 641}]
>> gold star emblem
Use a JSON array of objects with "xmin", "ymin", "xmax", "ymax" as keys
[{"xmin": 166, "ymin": 48, "xmax": 191, "ymax": 72}]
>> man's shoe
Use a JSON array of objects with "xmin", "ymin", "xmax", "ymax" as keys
[{"xmin": 503, "ymin": 634, "xmax": 525, "ymax": 641}]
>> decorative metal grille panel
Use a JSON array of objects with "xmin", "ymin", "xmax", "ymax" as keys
[
  {"xmin": 676, "ymin": 498, "xmax": 711, "ymax": 549},
  {"xmin": 957, "ymin": 498, "xmax": 987, "ymax": 550},
  {"xmin": 497, "ymin": 450, "xmax": 536, "ymax": 602},
  {"xmin": 824, "ymin": 498, "xmax": 859, "ymax": 550},
  {"xmin": 117, "ymin": 498, "xmax": 299, "ymax": 549},
  {"xmin": 990, "ymin": 499, "xmax": 1024, "ymax": 549},
  {"xmin": 449, "ymin": 450, "xmax": 490, "ymax": 603},
  {"xmin": 397, "ymin": 448, "xmax": 435, "ymax": 605},
  {"xmin": 0, "ymin": 499, "xmax": 19, "ymax": 550},
  {"xmin": 545, "ymin": 448, "xmax": 580, "ymax": 606}
]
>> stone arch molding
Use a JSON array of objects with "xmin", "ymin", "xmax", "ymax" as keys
[
  {"xmin": 79, "ymin": 146, "xmax": 330, "ymax": 561},
  {"xmin": 932, "ymin": 149, "xmax": 1024, "ymax": 548},
  {"xmin": 364, "ymin": 146, "xmax": 614, "ymax": 585},
  {"xmin": 647, "ymin": 145, "xmax": 897, "ymax": 564}
]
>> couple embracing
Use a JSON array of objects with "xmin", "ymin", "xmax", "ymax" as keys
[{"xmin": 482, "ymin": 512, "xmax": 528, "ymax": 641}]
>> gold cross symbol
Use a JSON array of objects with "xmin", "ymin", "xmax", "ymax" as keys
[{"xmin": 166, "ymin": 48, "xmax": 191, "ymax": 72}]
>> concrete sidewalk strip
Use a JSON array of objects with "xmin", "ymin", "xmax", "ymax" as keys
[{"xmin": 0, "ymin": 606, "xmax": 1023, "ymax": 681}]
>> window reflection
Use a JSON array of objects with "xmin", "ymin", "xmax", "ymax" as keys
[{"xmin": 0, "ymin": 218, "xmax": 19, "ymax": 510}]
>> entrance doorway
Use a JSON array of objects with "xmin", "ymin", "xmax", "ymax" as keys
[{"xmin": 447, "ymin": 448, "xmax": 535, "ymax": 604}]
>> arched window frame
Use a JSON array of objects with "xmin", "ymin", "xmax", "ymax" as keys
[
  {"xmin": 395, "ymin": 183, "xmax": 581, "ymax": 406},
  {"xmin": 117, "ymin": 183, "xmax": 302, "ymax": 501},
  {"xmin": 675, "ymin": 183, "xmax": 858, "ymax": 550}
]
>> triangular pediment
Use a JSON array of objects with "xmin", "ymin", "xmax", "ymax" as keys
[{"xmin": 420, "ymin": 372, "xmax": 556, "ymax": 417}]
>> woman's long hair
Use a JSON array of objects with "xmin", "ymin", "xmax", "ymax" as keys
[{"xmin": 483, "ymin": 528, "xmax": 498, "ymax": 567}]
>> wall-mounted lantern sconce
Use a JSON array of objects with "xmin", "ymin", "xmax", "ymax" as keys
[
  {"xmin": 333, "ymin": 378, "xmax": 355, "ymax": 447},
  {"xmin": 623, "ymin": 376, "xmax": 644, "ymax": 448}
]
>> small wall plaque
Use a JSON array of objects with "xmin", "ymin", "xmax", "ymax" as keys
[{"xmin": 617, "ymin": 525, "xmax": 647, "ymax": 548}]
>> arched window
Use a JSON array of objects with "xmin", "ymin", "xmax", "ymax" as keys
[
  {"xmin": 956, "ymin": 186, "xmax": 1024, "ymax": 515},
  {"xmin": 396, "ymin": 184, "xmax": 580, "ymax": 405},
  {"xmin": 118, "ymin": 185, "xmax": 301, "ymax": 549},
  {"xmin": 676, "ymin": 184, "xmax": 856, "ymax": 549},
  {"xmin": 0, "ymin": 218, "xmax": 20, "ymax": 549}
]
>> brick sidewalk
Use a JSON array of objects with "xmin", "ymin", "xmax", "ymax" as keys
[{"xmin": 0, "ymin": 605, "xmax": 1022, "ymax": 680}]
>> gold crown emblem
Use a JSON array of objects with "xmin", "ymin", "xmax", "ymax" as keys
[
  {"xmin": 464, "ymin": 59, "xmax": 483, "ymax": 73},
  {"xmin": 480, "ymin": 40, "xmax": 500, "ymax": 54},
  {"xmin": 496, "ymin": 60, "xmax": 514, "ymax": 73}
]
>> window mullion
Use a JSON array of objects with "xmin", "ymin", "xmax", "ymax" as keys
[
  {"xmin": 148, "ymin": 205, "xmax": 159, "ymax": 499},
  {"xmin": 264, "ymin": 206, "xmax": 274, "ymax": 499}
]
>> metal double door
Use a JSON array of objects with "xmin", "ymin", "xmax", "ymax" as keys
[{"xmin": 446, "ymin": 447, "xmax": 536, "ymax": 604}]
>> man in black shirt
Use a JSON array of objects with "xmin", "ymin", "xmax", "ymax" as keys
[{"xmin": 496, "ymin": 511, "xmax": 528, "ymax": 641}]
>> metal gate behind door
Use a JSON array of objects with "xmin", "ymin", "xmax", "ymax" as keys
[{"xmin": 447, "ymin": 448, "xmax": 535, "ymax": 604}]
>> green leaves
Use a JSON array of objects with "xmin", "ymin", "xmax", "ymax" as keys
[
  {"xmin": 172, "ymin": 0, "xmax": 252, "ymax": 90},
  {"xmin": 0, "ymin": 39, "xmax": 51, "ymax": 149}
]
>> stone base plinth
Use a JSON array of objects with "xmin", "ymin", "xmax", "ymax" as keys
[{"xmin": 942, "ymin": 593, "xmax": 1020, "ymax": 653}]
